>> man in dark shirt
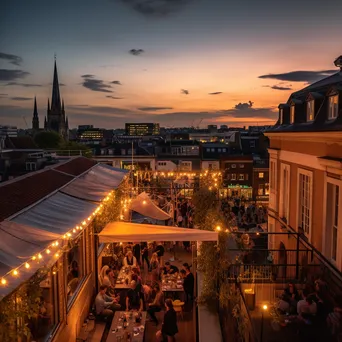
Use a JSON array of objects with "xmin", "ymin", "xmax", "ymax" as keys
[
  {"xmin": 155, "ymin": 242, "xmax": 165, "ymax": 266},
  {"xmin": 126, "ymin": 280, "xmax": 143, "ymax": 311},
  {"xmin": 133, "ymin": 242, "xmax": 141, "ymax": 265},
  {"xmin": 162, "ymin": 262, "xmax": 179, "ymax": 275}
]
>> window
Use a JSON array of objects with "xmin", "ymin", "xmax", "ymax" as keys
[
  {"xmin": 290, "ymin": 105, "xmax": 295, "ymax": 123},
  {"xmin": 231, "ymin": 164, "xmax": 236, "ymax": 168},
  {"xmin": 307, "ymin": 100, "xmax": 315, "ymax": 121},
  {"xmin": 326, "ymin": 183, "xmax": 339, "ymax": 262},
  {"xmin": 298, "ymin": 169, "xmax": 313, "ymax": 239},
  {"xmin": 279, "ymin": 108, "xmax": 283, "ymax": 124},
  {"xmin": 218, "ymin": 148, "xmax": 222, "ymax": 152},
  {"xmin": 250, "ymin": 140, "xmax": 255, "ymax": 148},
  {"xmin": 239, "ymin": 164, "xmax": 244, "ymax": 168},
  {"xmin": 26, "ymin": 162, "xmax": 37, "ymax": 171},
  {"xmin": 239, "ymin": 174, "xmax": 244, "ymax": 181},
  {"xmin": 222, "ymin": 148, "xmax": 226, "ymax": 152},
  {"xmin": 246, "ymin": 174, "xmax": 249, "ymax": 180},
  {"xmin": 231, "ymin": 174, "xmax": 236, "ymax": 180},
  {"xmin": 258, "ymin": 184, "xmax": 264, "ymax": 195},
  {"xmin": 206, "ymin": 148, "xmax": 210, "ymax": 152},
  {"xmin": 259, "ymin": 172, "xmax": 264, "ymax": 179},
  {"xmin": 265, "ymin": 183, "xmax": 270, "ymax": 195},
  {"xmin": 328, "ymin": 95, "xmax": 339, "ymax": 120},
  {"xmin": 211, "ymin": 148, "xmax": 215, "ymax": 152},
  {"xmin": 280, "ymin": 164, "xmax": 290, "ymax": 222},
  {"xmin": 270, "ymin": 161, "xmax": 276, "ymax": 190},
  {"xmin": 332, "ymin": 185, "xmax": 339, "ymax": 261}
]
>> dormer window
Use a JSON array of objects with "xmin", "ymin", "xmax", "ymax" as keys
[
  {"xmin": 307, "ymin": 100, "xmax": 314, "ymax": 121},
  {"xmin": 328, "ymin": 95, "xmax": 339, "ymax": 120},
  {"xmin": 279, "ymin": 108, "xmax": 284, "ymax": 124},
  {"xmin": 290, "ymin": 105, "xmax": 295, "ymax": 124}
]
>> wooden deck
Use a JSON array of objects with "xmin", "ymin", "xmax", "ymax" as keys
[{"xmin": 92, "ymin": 246, "xmax": 196, "ymax": 342}]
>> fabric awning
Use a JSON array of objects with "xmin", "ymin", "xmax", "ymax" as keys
[
  {"xmin": 130, "ymin": 192, "xmax": 171, "ymax": 220},
  {"xmin": 0, "ymin": 221, "xmax": 62, "ymax": 298},
  {"xmin": 11, "ymin": 192, "xmax": 97, "ymax": 234},
  {"xmin": 60, "ymin": 163, "xmax": 128, "ymax": 202},
  {"xmin": 98, "ymin": 221, "xmax": 218, "ymax": 243}
]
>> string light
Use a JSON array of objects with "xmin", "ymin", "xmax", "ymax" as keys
[
  {"xmin": 216, "ymin": 226, "xmax": 221, "ymax": 231},
  {"xmin": 1, "ymin": 278, "xmax": 6, "ymax": 285},
  {"xmin": 54, "ymin": 253, "xmax": 59, "ymax": 258},
  {"xmin": 46, "ymin": 249, "xmax": 51, "ymax": 254},
  {"xmin": 32, "ymin": 256, "xmax": 37, "ymax": 261},
  {"xmin": 25, "ymin": 263, "xmax": 30, "ymax": 269},
  {"xmin": 38, "ymin": 254, "xmax": 42, "ymax": 259},
  {"xmin": 13, "ymin": 270, "xmax": 18, "ymax": 276}
]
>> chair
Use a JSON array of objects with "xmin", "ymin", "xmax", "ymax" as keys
[{"xmin": 172, "ymin": 300, "xmax": 184, "ymax": 320}]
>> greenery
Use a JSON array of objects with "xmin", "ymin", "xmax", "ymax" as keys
[
  {"xmin": 33, "ymin": 131, "xmax": 92, "ymax": 157},
  {"xmin": 0, "ymin": 268, "xmax": 49, "ymax": 342}
]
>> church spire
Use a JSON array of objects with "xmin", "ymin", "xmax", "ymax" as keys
[
  {"xmin": 47, "ymin": 98, "xmax": 50, "ymax": 111},
  {"xmin": 32, "ymin": 96, "xmax": 39, "ymax": 130},
  {"xmin": 51, "ymin": 56, "xmax": 61, "ymax": 110}
]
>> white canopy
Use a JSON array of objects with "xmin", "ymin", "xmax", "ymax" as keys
[
  {"xmin": 129, "ymin": 192, "xmax": 171, "ymax": 220},
  {"xmin": 60, "ymin": 164, "xmax": 128, "ymax": 202},
  {"xmin": 0, "ymin": 221, "xmax": 62, "ymax": 297},
  {"xmin": 12, "ymin": 192, "xmax": 97, "ymax": 234},
  {"xmin": 98, "ymin": 221, "xmax": 218, "ymax": 243}
]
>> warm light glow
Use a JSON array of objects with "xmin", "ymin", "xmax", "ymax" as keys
[
  {"xmin": 32, "ymin": 256, "xmax": 37, "ymax": 261},
  {"xmin": 46, "ymin": 249, "xmax": 51, "ymax": 254},
  {"xmin": 82, "ymin": 221, "xmax": 86, "ymax": 226},
  {"xmin": 67, "ymin": 233, "xmax": 71, "ymax": 237},
  {"xmin": 38, "ymin": 254, "xmax": 42, "ymax": 259},
  {"xmin": 225, "ymin": 229, "xmax": 229, "ymax": 233},
  {"xmin": 25, "ymin": 262, "xmax": 30, "ymax": 269},
  {"xmin": 54, "ymin": 253, "xmax": 59, "ymax": 258},
  {"xmin": 1, "ymin": 278, "xmax": 6, "ymax": 285},
  {"xmin": 142, "ymin": 200, "xmax": 147, "ymax": 205},
  {"xmin": 13, "ymin": 270, "xmax": 18, "ymax": 276},
  {"xmin": 63, "ymin": 234, "xmax": 67, "ymax": 239},
  {"xmin": 73, "ymin": 229, "xmax": 76, "ymax": 233},
  {"xmin": 263, "ymin": 304, "xmax": 268, "ymax": 311},
  {"xmin": 52, "ymin": 271, "xmax": 56, "ymax": 275},
  {"xmin": 216, "ymin": 226, "xmax": 221, "ymax": 231}
]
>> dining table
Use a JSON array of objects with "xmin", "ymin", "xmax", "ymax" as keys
[
  {"xmin": 115, "ymin": 267, "xmax": 133, "ymax": 290},
  {"xmin": 106, "ymin": 311, "xmax": 147, "ymax": 342}
]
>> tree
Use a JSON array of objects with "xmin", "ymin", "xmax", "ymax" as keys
[{"xmin": 34, "ymin": 131, "xmax": 61, "ymax": 149}]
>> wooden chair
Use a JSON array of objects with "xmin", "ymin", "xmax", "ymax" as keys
[{"xmin": 172, "ymin": 300, "xmax": 184, "ymax": 320}]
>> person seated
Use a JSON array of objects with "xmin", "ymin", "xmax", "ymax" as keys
[
  {"xmin": 162, "ymin": 262, "xmax": 179, "ymax": 275},
  {"xmin": 131, "ymin": 273, "xmax": 142, "ymax": 294},
  {"xmin": 95, "ymin": 285, "xmax": 121, "ymax": 319},
  {"xmin": 281, "ymin": 282, "xmax": 300, "ymax": 314},
  {"xmin": 147, "ymin": 283, "xmax": 165, "ymax": 325},
  {"xmin": 126, "ymin": 280, "xmax": 143, "ymax": 312},
  {"xmin": 102, "ymin": 268, "xmax": 116, "ymax": 293},
  {"xmin": 123, "ymin": 250, "xmax": 137, "ymax": 267},
  {"xmin": 156, "ymin": 299, "xmax": 178, "ymax": 342},
  {"xmin": 297, "ymin": 290, "xmax": 317, "ymax": 317}
]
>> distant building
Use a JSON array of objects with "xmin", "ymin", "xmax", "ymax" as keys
[
  {"xmin": 32, "ymin": 97, "xmax": 39, "ymax": 130},
  {"xmin": 77, "ymin": 127, "xmax": 105, "ymax": 144},
  {"xmin": 43, "ymin": 59, "xmax": 69, "ymax": 140},
  {"xmin": 125, "ymin": 123, "xmax": 160, "ymax": 136}
]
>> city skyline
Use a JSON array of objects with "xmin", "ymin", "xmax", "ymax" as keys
[{"xmin": 1, "ymin": 0, "xmax": 342, "ymax": 128}]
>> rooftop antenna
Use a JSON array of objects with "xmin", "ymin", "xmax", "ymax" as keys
[{"xmin": 334, "ymin": 55, "xmax": 342, "ymax": 71}]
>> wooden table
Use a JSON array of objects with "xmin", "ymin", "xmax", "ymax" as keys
[
  {"xmin": 161, "ymin": 274, "xmax": 184, "ymax": 292},
  {"xmin": 107, "ymin": 311, "xmax": 147, "ymax": 342},
  {"xmin": 115, "ymin": 267, "xmax": 133, "ymax": 290}
]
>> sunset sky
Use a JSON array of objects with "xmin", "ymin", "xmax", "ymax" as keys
[{"xmin": 1, "ymin": 0, "xmax": 341, "ymax": 129}]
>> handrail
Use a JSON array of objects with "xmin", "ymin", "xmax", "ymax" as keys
[{"xmin": 268, "ymin": 208, "xmax": 342, "ymax": 282}]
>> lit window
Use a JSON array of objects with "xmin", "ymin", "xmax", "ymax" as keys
[
  {"xmin": 332, "ymin": 185, "xmax": 339, "ymax": 261},
  {"xmin": 290, "ymin": 105, "xmax": 295, "ymax": 123},
  {"xmin": 231, "ymin": 174, "xmax": 236, "ymax": 180},
  {"xmin": 258, "ymin": 184, "xmax": 264, "ymax": 195},
  {"xmin": 231, "ymin": 164, "xmax": 236, "ymax": 168},
  {"xmin": 239, "ymin": 174, "xmax": 244, "ymax": 180},
  {"xmin": 259, "ymin": 172, "xmax": 264, "ymax": 179},
  {"xmin": 298, "ymin": 170, "xmax": 312, "ymax": 239},
  {"xmin": 328, "ymin": 95, "xmax": 339, "ymax": 120},
  {"xmin": 307, "ymin": 100, "xmax": 315, "ymax": 121}
]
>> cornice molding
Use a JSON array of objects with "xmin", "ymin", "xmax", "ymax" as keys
[{"xmin": 265, "ymin": 131, "xmax": 342, "ymax": 143}]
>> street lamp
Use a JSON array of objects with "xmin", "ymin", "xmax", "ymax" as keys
[{"xmin": 260, "ymin": 304, "xmax": 268, "ymax": 342}]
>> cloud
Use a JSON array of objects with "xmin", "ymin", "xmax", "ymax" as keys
[
  {"xmin": 0, "ymin": 52, "xmax": 23, "ymax": 66},
  {"xmin": 129, "ymin": 49, "xmax": 144, "ymax": 56},
  {"xmin": 10, "ymin": 96, "xmax": 33, "ymax": 101},
  {"xmin": 258, "ymin": 70, "xmax": 337, "ymax": 82},
  {"xmin": 81, "ymin": 74, "xmax": 113, "ymax": 93},
  {"xmin": 138, "ymin": 106, "xmax": 173, "ymax": 111},
  {"xmin": 234, "ymin": 101, "xmax": 254, "ymax": 110},
  {"xmin": 110, "ymin": 80, "xmax": 122, "ymax": 85},
  {"xmin": 5, "ymin": 82, "xmax": 42, "ymax": 87},
  {"xmin": 0, "ymin": 69, "xmax": 30, "ymax": 81},
  {"xmin": 181, "ymin": 89, "xmax": 189, "ymax": 95},
  {"xmin": 209, "ymin": 92, "xmax": 223, "ymax": 95},
  {"xmin": 263, "ymin": 84, "xmax": 293, "ymax": 91},
  {"xmin": 106, "ymin": 95, "xmax": 124, "ymax": 99},
  {"xmin": 121, "ymin": 0, "xmax": 192, "ymax": 17}
]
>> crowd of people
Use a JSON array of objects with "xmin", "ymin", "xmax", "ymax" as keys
[
  {"xmin": 277, "ymin": 279, "xmax": 342, "ymax": 340},
  {"xmin": 95, "ymin": 241, "xmax": 195, "ymax": 341}
]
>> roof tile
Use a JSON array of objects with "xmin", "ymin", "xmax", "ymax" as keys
[{"xmin": 54, "ymin": 157, "xmax": 97, "ymax": 176}]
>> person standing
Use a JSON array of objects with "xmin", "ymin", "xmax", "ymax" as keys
[
  {"xmin": 141, "ymin": 242, "xmax": 150, "ymax": 271},
  {"xmin": 156, "ymin": 299, "xmax": 178, "ymax": 342},
  {"xmin": 133, "ymin": 242, "xmax": 141, "ymax": 266}
]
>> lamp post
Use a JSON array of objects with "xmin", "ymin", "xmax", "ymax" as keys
[{"xmin": 260, "ymin": 304, "xmax": 268, "ymax": 342}]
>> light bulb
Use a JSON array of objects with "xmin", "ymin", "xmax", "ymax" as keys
[
  {"xmin": 55, "ymin": 241, "xmax": 59, "ymax": 246},
  {"xmin": 46, "ymin": 249, "xmax": 51, "ymax": 254},
  {"xmin": 263, "ymin": 304, "xmax": 268, "ymax": 311},
  {"xmin": 25, "ymin": 262, "xmax": 30, "ymax": 269},
  {"xmin": 142, "ymin": 200, "xmax": 146, "ymax": 205},
  {"xmin": 67, "ymin": 233, "xmax": 71, "ymax": 237},
  {"xmin": 54, "ymin": 253, "xmax": 59, "ymax": 258},
  {"xmin": 82, "ymin": 221, "xmax": 86, "ymax": 226},
  {"xmin": 1, "ymin": 278, "xmax": 6, "ymax": 285},
  {"xmin": 73, "ymin": 229, "xmax": 76, "ymax": 233},
  {"xmin": 13, "ymin": 270, "xmax": 18, "ymax": 276},
  {"xmin": 216, "ymin": 226, "xmax": 221, "ymax": 231},
  {"xmin": 32, "ymin": 256, "xmax": 37, "ymax": 261},
  {"xmin": 38, "ymin": 254, "xmax": 42, "ymax": 259}
]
